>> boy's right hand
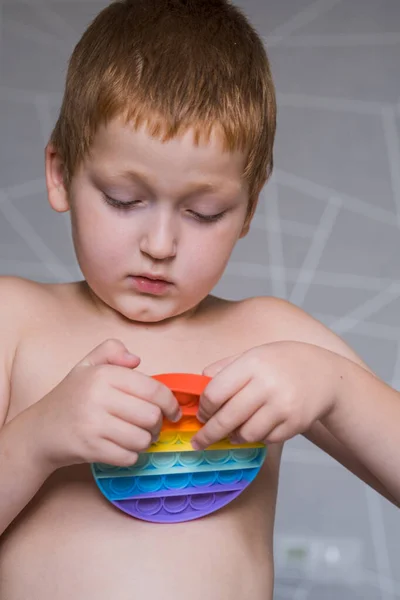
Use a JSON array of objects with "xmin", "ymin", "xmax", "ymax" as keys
[{"xmin": 30, "ymin": 339, "xmax": 181, "ymax": 471}]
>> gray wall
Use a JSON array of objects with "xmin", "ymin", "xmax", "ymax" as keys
[{"xmin": 1, "ymin": 1, "xmax": 399, "ymax": 598}]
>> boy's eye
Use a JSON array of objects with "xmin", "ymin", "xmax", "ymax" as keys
[
  {"xmin": 102, "ymin": 194, "xmax": 225, "ymax": 223},
  {"xmin": 102, "ymin": 193, "xmax": 141, "ymax": 209},
  {"xmin": 188, "ymin": 210, "xmax": 226, "ymax": 223}
]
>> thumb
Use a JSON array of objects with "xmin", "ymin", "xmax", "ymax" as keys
[
  {"xmin": 202, "ymin": 353, "xmax": 240, "ymax": 378},
  {"xmin": 78, "ymin": 339, "xmax": 141, "ymax": 369}
]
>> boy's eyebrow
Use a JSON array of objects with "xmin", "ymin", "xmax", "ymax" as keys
[
  {"xmin": 107, "ymin": 169, "xmax": 153, "ymax": 191},
  {"xmin": 108, "ymin": 169, "xmax": 239, "ymax": 199}
]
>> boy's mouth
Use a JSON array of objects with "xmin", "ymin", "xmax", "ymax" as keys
[{"xmin": 129, "ymin": 273, "xmax": 173, "ymax": 295}]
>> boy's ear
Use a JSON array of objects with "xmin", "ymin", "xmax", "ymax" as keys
[{"xmin": 45, "ymin": 143, "xmax": 70, "ymax": 213}]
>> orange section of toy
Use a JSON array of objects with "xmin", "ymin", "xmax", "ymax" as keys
[
  {"xmin": 161, "ymin": 415, "xmax": 201, "ymax": 432},
  {"xmin": 153, "ymin": 372, "xmax": 211, "ymax": 396},
  {"xmin": 153, "ymin": 373, "xmax": 211, "ymax": 421}
]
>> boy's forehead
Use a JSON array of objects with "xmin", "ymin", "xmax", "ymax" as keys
[{"xmin": 88, "ymin": 118, "xmax": 247, "ymax": 185}]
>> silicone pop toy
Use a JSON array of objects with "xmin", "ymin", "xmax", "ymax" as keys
[{"xmin": 92, "ymin": 373, "xmax": 267, "ymax": 523}]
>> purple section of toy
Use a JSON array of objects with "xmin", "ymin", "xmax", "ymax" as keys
[{"xmin": 113, "ymin": 489, "xmax": 242, "ymax": 523}]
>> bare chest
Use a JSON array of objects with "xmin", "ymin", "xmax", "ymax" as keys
[{"xmin": 7, "ymin": 314, "xmax": 248, "ymax": 422}]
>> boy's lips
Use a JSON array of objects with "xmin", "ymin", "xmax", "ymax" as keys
[{"xmin": 129, "ymin": 273, "xmax": 173, "ymax": 295}]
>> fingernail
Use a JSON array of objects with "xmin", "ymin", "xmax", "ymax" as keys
[
  {"xmin": 191, "ymin": 439, "xmax": 201, "ymax": 450},
  {"xmin": 171, "ymin": 409, "xmax": 182, "ymax": 423},
  {"xmin": 229, "ymin": 434, "xmax": 241, "ymax": 445},
  {"xmin": 196, "ymin": 411, "xmax": 206, "ymax": 424}
]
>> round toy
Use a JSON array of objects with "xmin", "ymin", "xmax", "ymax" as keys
[{"xmin": 92, "ymin": 373, "xmax": 267, "ymax": 523}]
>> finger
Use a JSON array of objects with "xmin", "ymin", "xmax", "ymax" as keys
[
  {"xmin": 202, "ymin": 354, "xmax": 240, "ymax": 378},
  {"xmin": 78, "ymin": 338, "xmax": 141, "ymax": 369},
  {"xmin": 107, "ymin": 368, "xmax": 181, "ymax": 423},
  {"xmin": 263, "ymin": 421, "xmax": 298, "ymax": 445},
  {"xmin": 108, "ymin": 392, "xmax": 163, "ymax": 439},
  {"xmin": 232, "ymin": 405, "xmax": 284, "ymax": 445},
  {"xmin": 192, "ymin": 381, "xmax": 263, "ymax": 450},
  {"xmin": 94, "ymin": 439, "xmax": 139, "ymax": 467},
  {"xmin": 103, "ymin": 417, "xmax": 153, "ymax": 453},
  {"xmin": 198, "ymin": 358, "xmax": 251, "ymax": 422}
]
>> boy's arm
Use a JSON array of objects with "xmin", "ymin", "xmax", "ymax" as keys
[
  {"xmin": 304, "ymin": 350, "xmax": 400, "ymax": 507},
  {"xmin": 267, "ymin": 298, "xmax": 400, "ymax": 507},
  {"xmin": 0, "ymin": 277, "xmax": 54, "ymax": 535},
  {"xmin": 0, "ymin": 401, "xmax": 56, "ymax": 535},
  {"xmin": 304, "ymin": 355, "xmax": 400, "ymax": 507}
]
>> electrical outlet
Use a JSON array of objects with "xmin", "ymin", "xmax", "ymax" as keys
[{"xmin": 274, "ymin": 535, "xmax": 364, "ymax": 585}]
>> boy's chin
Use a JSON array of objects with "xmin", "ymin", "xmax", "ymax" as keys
[
  {"xmin": 128, "ymin": 299, "xmax": 207, "ymax": 325},
  {"xmin": 84, "ymin": 282, "xmax": 204, "ymax": 324},
  {"xmin": 112, "ymin": 298, "xmax": 198, "ymax": 325}
]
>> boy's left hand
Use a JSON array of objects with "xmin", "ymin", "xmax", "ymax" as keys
[{"xmin": 191, "ymin": 341, "xmax": 341, "ymax": 450}]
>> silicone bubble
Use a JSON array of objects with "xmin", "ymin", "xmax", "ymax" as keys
[{"xmin": 92, "ymin": 373, "xmax": 267, "ymax": 523}]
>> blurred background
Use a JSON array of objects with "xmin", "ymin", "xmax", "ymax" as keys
[{"xmin": 1, "ymin": 0, "xmax": 399, "ymax": 598}]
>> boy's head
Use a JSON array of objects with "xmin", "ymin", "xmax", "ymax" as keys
[
  {"xmin": 49, "ymin": 0, "xmax": 276, "ymax": 222},
  {"xmin": 46, "ymin": 0, "xmax": 276, "ymax": 323}
]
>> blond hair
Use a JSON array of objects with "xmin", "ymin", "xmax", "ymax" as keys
[{"xmin": 51, "ymin": 0, "xmax": 276, "ymax": 222}]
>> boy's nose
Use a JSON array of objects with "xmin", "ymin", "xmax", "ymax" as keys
[{"xmin": 139, "ymin": 214, "xmax": 177, "ymax": 261}]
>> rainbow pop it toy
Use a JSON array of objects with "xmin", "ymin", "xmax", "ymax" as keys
[{"xmin": 92, "ymin": 373, "xmax": 267, "ymax": 523}]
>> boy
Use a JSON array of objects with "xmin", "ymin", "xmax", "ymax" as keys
[{"xmin": 0, "ymin": 1, "xmax": 399, "ymax": 598}]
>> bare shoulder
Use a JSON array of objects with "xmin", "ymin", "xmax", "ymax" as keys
[
  {"xmin": 0, "ymin": 277, "xmax": 44, "ymax": 424},
  {"xmin": 0, "ymin": 276, "xmax": 41, "ymax": 335},
  {"xmin": 0, "ymin": 276, "xmax": 86, "ymax": 339},
  {"xmin": 218, "ymin": 295, "xmax": 369, "ymax": 369},
  {"xmin": 0, "ymin": 275, "xmax": 62, "ymax": 356},
  {"xmin": 0, "ymin": 275, "xmax": 71, "ymax": 316},
  {"xmin": 0, "ymin": 276, "xmax": 80, "ymax": 425},
  {"xmin": 1, "ymin": 274, "xmax": 48, "ymax": 301}
]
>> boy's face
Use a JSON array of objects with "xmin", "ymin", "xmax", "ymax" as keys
[{"xmin": 47, "ymin": 118, "xmax": 250, "ymax": 323}]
